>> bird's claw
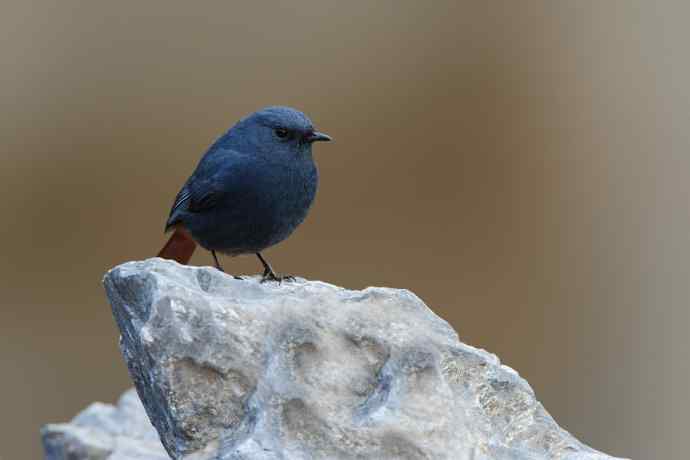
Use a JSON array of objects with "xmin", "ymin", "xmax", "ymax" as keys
[{"xmin": 260, "ymin": 271, "xmax": 295, "ymax": 283}]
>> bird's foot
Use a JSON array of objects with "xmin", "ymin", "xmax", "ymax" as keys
[
  {"xmin": 260, "ymin": 270, "xmax": 295, "ymax": 283},
  {"xmin": 215, "ymin": 267, "xmax": 243, "ymax": 280}
]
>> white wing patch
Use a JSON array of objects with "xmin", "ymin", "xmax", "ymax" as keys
[{"xmin": 172, "ymin": 188, "xmax": 191, "ymax": 213}]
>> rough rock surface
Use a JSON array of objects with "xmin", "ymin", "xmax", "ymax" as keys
[
  {"xmin": 92, "ymin": 258, "xmax": 622, "ymax": 460},
  {"xmin": 41, "ymin": 388, "xmax": 168, "ymax": 459}
]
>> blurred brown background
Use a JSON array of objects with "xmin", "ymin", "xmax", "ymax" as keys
[{"xmin": 1, "ymin": 1, "xmax": 687, "ymax": 458}]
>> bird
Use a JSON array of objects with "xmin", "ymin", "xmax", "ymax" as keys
[{"xmin": 157, "ymin": 106, "xmax": 331, "ymax": 282}]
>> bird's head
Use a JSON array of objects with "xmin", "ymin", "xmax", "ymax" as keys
[{"xmin": 227, "ymin": 106, "xmax": 331, "ymax": 159}]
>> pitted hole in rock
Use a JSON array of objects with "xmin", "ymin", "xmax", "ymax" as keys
[
  {"xmin": 281, "ymin": 398, "xmax": 370, "ymax": 457},
  {"xmin": 169, "ymin": 358, "xmax": 254, "ymax": 451},
  {"xmin": 196, "ymin": 270, "xmax": 214, "ymax": 293},
  {"xmin": 281, "ymin": 398, "xmax": 327, "ymax": 446},
  {"xmin": 342, "ymin": 333, "xmax": 390, "ymax": 398},
  {"xmin": 281, "ymin": 324, "xmax": 323, "ymax": 384},
  {"xmin": 292, "ymin": 341, "xmax": 319, "ymax": 371},
  {"xmin": 399, "ymin": 348, "xmax": 439, "ymax": 392},
  {"xmin": 381, "ymin": 432, "xmax": 429, "ymax": 460}
]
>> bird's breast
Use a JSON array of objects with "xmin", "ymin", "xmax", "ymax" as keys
[
  {"xmin": 270, "ymin": 161, "xmax": 318, "ymax": 222},
  {"xmin": 245, "ymin": 159, "xmax": 318, "ymax": 248}
]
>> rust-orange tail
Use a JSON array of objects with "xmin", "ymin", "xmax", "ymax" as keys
[{"xmin": 157, "ymin": 227, "xmax": 197, "ymax": 265}]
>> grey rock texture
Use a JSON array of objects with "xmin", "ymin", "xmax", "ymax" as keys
[
  {"xmin": 41, "ymin": 388, "xmax": 168, "ymax": 459},
  {"xmin": 98, "ymin": 258, "xmax": 624, "ymax": 460}
]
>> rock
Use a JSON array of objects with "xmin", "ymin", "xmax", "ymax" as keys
[
  {"xmin": 41, "ymin": 388, "xmax": 168, "ymax": 459},
  {"xmin": 99, "ymin": 258, "xmax": 624, "ymax": 460}
]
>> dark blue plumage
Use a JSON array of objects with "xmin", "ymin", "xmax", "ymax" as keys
[{"xmin": 160, "ymin": 106, "xmax": 331, "ymax": 281}]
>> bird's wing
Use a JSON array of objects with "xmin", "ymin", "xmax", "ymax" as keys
[
  {"xmin": 186, "ymin": 179, "xmax": 221, "ymax": 213},
  {"xmin": 164, "ymin": 148, "xmax": 247, "ymax": 231},
  {"xmin": 164, "ymin": 185, "xmax": 193, "ymax": 231},
  {"xmin": 169, "ymin": 187, "xmax": 191, "ymax": 216},
  {"xmin": 164, "ymin": 176, "xmax": 222, "ymax": 231}
]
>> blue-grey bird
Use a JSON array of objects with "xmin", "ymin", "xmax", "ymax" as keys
[{"xmin": 157, "ymin": 106, "xmax": 331, "ymax": 281}]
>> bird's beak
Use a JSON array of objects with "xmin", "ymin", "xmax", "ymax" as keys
[{"xmin": 306, "ymin": 131, "xmax": 332, "ymax": 143}]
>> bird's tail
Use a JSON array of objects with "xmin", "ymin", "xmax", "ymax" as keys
[{"xmin": 157, "ymin": 227, "xmax": 197, "ymax": 265}]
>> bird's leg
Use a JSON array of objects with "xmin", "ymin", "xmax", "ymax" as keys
[
  {"xmin": 256, "ymin": 252, "xmax": 277, "ymax": 280},
  {"xmin": 211, "ymin": 250, "xmax": 243, "ymax": 280},
  {"xmin": 211, "ymin": 250, "xmax": 224, "ymax": 271},
  {"xmin": 256, "ymin": 252, "xmax": 294, "ymax": 283}
]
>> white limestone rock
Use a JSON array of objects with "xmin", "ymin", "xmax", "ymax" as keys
[
  {"xmin": 41, "ymin": 388, "xmax": 168, "ymax": 459},
  {"xmin": 96, "ymin": 258, "xmax": 624, "ymax": 460}
]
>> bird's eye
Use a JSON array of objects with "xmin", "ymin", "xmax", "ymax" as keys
[{"xmin": 274, "ymin": 128, "xmax": 289, "ymax": 139}]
